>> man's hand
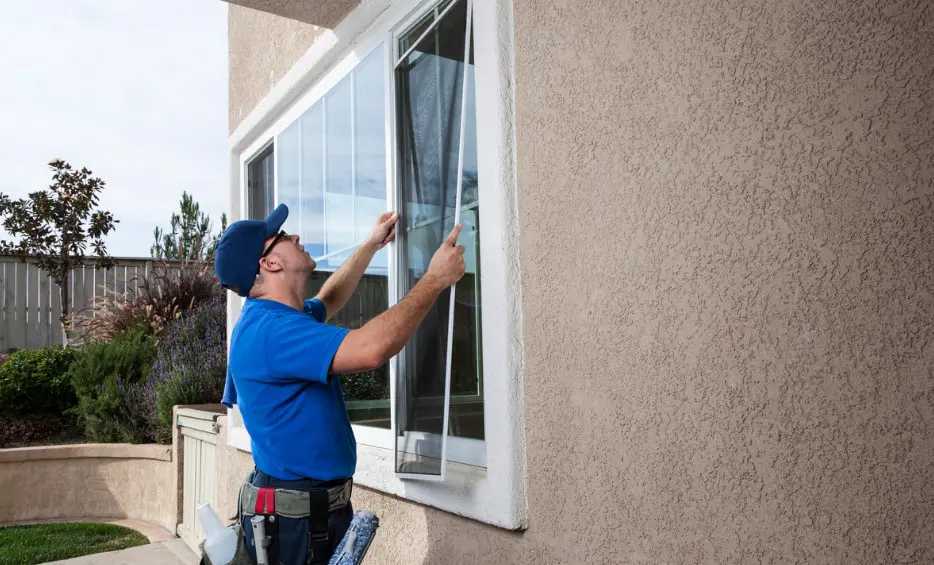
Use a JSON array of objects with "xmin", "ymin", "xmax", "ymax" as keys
[
  {"xmin": 424, "ymin": 224, "xmax": 467, "ymax": 289},
  {"xmin": 366, "ymin": 212, "xmax": 398, "ymax": 250}
]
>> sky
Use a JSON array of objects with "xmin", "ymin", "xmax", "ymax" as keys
[{"xmin": 0, "ymin": 0, "xmax": 228, "ymax": 257}]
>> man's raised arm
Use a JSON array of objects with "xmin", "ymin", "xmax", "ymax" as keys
[
  {"xmin": 315, "ymin": 212, "xmax": 397, "ymax": 319},
  {"xmin": 330, "ymin": 224, "xmax": 466, "ymax": 373}
]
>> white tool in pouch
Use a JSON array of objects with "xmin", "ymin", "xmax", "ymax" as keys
[{"xmin": 251, "ymin": 515, "xmax": 271, "ymax": 565}]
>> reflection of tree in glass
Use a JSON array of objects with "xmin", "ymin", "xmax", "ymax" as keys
[
  {"xmin": 305, "ymin": 271, "xmax": 390, "ymax": 403},
  {"xmin": 341, "ymin": 365, "xmax": 389, "ymax": 401}
]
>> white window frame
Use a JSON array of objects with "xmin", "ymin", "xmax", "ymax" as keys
[{"xmin": 225, "ymin": 0, "xmax": 526, "ymax": 529}]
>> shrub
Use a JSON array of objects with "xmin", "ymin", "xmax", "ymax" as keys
[
  {"xmin": 71, "ymin": 259, "xmax": 221, "ymax": 342},
  {"xmin": 68, "ymin": 325, "xmax": 158, "ymax": 443},
  {"xmin": 132, "ymin": 295, "xmax": 227, "ymax": 443},
  {"xmin": 0, "ymin": 413, "xmax": 82, "ymax": 448},
  {"xmin": 0, "ymin": 346, "xmax": 79, "ymax": 416},
  {"xmin": 342, "ymin": 367, "xmax": 389, "ymax": 401}
]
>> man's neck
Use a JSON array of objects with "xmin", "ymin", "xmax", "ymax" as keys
[{"xmin": 253, "ymin": 282, "xmax": 306, "ymax": 311}]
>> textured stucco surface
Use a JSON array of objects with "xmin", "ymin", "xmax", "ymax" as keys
[
  {"xmin": 0, "ymin": 445, "xmax": 176, "ymax": 533},
  {"xmin": 228, "ymin": 4, "xmax": 325, "ymax": 132},
  {"xmin": 511, "ymin": 0, "xmax": 934, "ymax": 563},
  {"xmin": 214, "ymin": 416, "xmax": 254, "ymax": 522},
  {"xmin": 224, "ymin": 0, "xmax": 357, "ymax": 29},
  {"xmin": 225, "ymin": 0, "xmax": 934, "ymax": 563}
]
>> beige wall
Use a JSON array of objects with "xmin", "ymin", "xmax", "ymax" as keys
[
  {"xmin": 512, "ymin": 0, "xmax": 934, "ymax": 562},
  {"xmin": 227, "ymin": 0, "xmax": 934, "ymax": 563},
  {"xmin": 224, "ymin": 0, "xmax": 357, "ymax": 29},
  {"xmin": 228, "ymin": 4, "xmax": 325, "ymax": 132},
  {"xmin": 0, "ymin": 445, "xmax": 176, "ymax": 533}
]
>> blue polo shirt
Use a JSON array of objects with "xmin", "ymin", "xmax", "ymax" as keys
[{"xmin": 221, "ymin": 297, "xmax": 354, "ymax": 481}]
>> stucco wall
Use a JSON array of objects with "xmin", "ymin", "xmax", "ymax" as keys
[
  {"xmin": 0, "ymin": 445, "xmax": 176, "ymax": 533},
  {"xmin": 512, "ymin": 0, "xmax": 934, "ymax": 563},
  {"xmin": 228, "ymin": 4, "xmax": 324, "ymax": 132},
  {"xmin": 224, "ymin": 0, "xmax": 357, "ymax": 29},
  {"xmin": 226, "ymin": 0, "xmax": 934, "ymax": 563}
]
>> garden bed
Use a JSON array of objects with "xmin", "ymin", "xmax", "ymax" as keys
[{"xmin": 0, "ymin": 413, "xmax": 85, "ymax": 449}]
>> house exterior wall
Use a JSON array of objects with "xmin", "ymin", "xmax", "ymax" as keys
[
  {"xmin": 224, "ymin": 0, "xmax": 358, "ymax": 29},
  {"xmin": 227, "ymin": 0, "xmax": 934, "ymax": 563},
  {"xmin": 227, "ymin": 4, "xmax": 325, "ymax": 132}
]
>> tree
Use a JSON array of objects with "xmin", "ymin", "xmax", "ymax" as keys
[
  {"xmin": 0, "ymin": 159, "xmax": 118, "ymax": 323},
  {"xmin": 151, "ymin": 192, "xmax": 227, "ymax": 261}
]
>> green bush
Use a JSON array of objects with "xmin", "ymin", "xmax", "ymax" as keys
[
  {"xmin": 342, "ymin": 366, "xmax": 389, "ymax": 401},
  {"xmin": 0, "ymin": 346, "xmax": 78, "ymax": 416},
  {"xmin": 68, "ymin": 325, "xmax": 157, "ymax": 443}
]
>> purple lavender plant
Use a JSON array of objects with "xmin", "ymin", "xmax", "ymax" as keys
[{"xmin": 136, "ymin": 295, "xmax": 227, "ymax": 443}]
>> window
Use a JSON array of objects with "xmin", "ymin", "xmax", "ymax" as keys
[
  {"xmin": 260, "ymin": 0, "xmax": 481, "ymax": 474},
  {"xmin": 394, "ymin": 0, "xmax": 481, "ymax": 478},
  {"xmin": 247, "ymin": 144, "xmax": 274, "ymax": 220},
  {"xmin": 230, "ymin": 0, "xmax": 526, "ymax": 528}
]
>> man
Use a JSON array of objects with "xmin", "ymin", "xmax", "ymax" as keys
[{"xmin": 213, "ymin": 203, "xmax": 466, "ymax": 564}]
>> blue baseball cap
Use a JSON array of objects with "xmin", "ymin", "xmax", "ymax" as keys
[{"xmin": 214, "ymin": 203, "xmax": 289, "ymax": 296}]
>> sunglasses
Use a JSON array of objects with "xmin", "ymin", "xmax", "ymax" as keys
[{"xmin": 261, "ymin": 230, "xmax": 288, "ymax": 259}]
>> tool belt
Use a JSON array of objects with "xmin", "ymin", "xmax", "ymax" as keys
[
  {"xmin": 241, "ymin": 477, "xmax": 352, "ymax": 565},
  {"xmin": 239, "ymin": 479, "xmax": 352, "ymax": 519},
  {"xmin": 199, "ymin": 477, "xmax": 352, "ymax": 565}
]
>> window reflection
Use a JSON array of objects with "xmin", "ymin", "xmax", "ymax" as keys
[{"xmin": 276, "ymin": 45, "xmax": 391, "ymax": 429}]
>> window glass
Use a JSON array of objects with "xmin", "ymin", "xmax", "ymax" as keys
[
  {"xmin": 247, "ymin": 145, "xmax": 274, "ymax": 220},
  {"xmin": 277, "ymin": 123, "xmax": 301, "ymax": 235},
  {"xmin": 275, "ymin": 46, "xmax": 391, "ymax": 429},
  {"xmin": 394, "ymin": 0, "xmax": 482, "ymax": 477}
]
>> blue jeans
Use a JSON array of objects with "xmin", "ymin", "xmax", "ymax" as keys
[{"xmin": 242, "ymin": 469, "xmax": 354, "ymax": 565}]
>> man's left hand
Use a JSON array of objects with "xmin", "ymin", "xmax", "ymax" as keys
[{"xmin": 367, "ymin": 211, "xmax": 398, "ymax": 250}]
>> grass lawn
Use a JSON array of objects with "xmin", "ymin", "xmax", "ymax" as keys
[{"xmin": 0, "ymin": 522, "xmax": 149, "ymax": 564}]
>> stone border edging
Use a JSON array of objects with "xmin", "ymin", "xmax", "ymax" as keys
[{"xmin": 0, "ymin": 443, "xmax": 171, "ymax": 463}]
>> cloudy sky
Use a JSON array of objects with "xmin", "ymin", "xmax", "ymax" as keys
[{"xmin": 0, "ymin": 0, "xmax": 227, "ymax": 257}]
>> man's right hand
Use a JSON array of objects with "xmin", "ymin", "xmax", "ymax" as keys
[{"xmin": 425, "ymin": 224, "xmax": 467, "ymax": 289}]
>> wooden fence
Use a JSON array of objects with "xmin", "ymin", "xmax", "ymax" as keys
[
  {"xmin": 0, "ymin": 256, "xmax": 184, "ymax": 351},
  {"xmin": 0, "ymin": 254, "xmax": 394, "ymax": 352}
]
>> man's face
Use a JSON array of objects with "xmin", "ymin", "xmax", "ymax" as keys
[{"xmin": 260, "ymin": 231, "xmax": 316, "ymax": 278}]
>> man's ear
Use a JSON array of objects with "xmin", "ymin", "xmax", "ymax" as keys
[{"xmin": 259, "ymin": 256, "xmax": 284, "ymax": 273}]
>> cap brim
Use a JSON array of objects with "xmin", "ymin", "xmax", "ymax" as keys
[{"xmin": 264, "ymin": 203, "xmax": 289, "ymax": 237}]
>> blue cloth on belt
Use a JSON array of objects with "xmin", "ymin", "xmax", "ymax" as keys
[{"xmin": 328, "ymin": 511, "xmax": 380, "ymax": 565}]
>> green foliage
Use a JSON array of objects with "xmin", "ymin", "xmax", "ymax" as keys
[
  {"xmin": 342, "ymin": 366, "xmax": 389, "ymax": 401},
  {"xmin": 68, "ymin": 326, "xmax": 158, "ymax": 443},
  {"xmin": 151, "ymin": 191, "xmax": 227, "ymax": 261},
  {"xmin": 0, "ymin": 159, "xmax": 118, "ymax": 318},
  {"xmin": 0, "ymin": 346, "xmax": 78, "ymax": 416},
  {"xmin": 0, "ymin": 522, "xmax": 148, "ymax": 564},
  {"xmin": 154, "ymin": 371, "xmax": 221, "ymax": 440}
]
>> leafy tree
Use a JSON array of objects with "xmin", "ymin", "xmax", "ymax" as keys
[
  {"xmin": 151, "ymin": 191, "xmax": 227, "ymax": 261},
  {"xmin": 0, "ymin": 159, "xmax": 118, "ymax": 323}
]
